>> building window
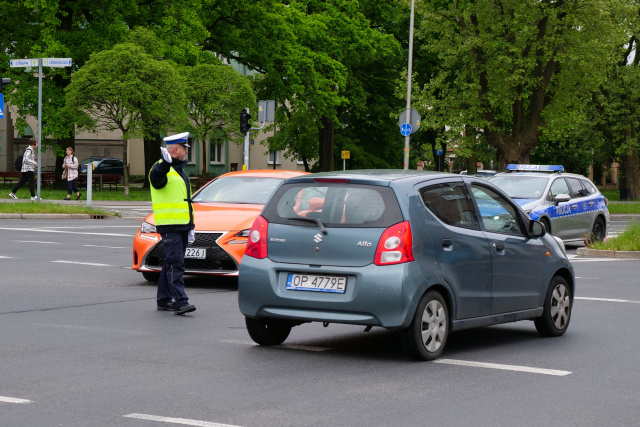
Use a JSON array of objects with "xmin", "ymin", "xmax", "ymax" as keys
[
  {"xmin": 268, "ymin": 151, "xmax": 281, "ymax": 165},
  {"xmin": 186, "ymin": 137, "xmax": 195, "ymax": 163},
  {"xmin": 210, "ymin": 140, "xmax": 224, "ymax": 164}
]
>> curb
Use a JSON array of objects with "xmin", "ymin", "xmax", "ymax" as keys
[{"xmin": 576, "ymin": 247, "xmax": 640, "ymax": 259}]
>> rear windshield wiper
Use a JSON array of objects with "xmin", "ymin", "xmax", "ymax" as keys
[{"xmin": 287, "ymin": 216, "xmax": 327, "ymax": 235}]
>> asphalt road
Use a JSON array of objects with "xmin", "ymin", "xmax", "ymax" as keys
[{"xmin": 0, "ymin": 218, "xmax": 638, "ymax": 427}]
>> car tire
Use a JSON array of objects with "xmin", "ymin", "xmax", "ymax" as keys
[
  {"xmin": 541, "ymin": 218, "xmax": 551, "ymax": 235},
  {"xmin": 141, "ymin": 271, "xmax": 159, "ymax": 282},
  {"xmin": 245, "ymin": 317, "xmax": 292, "ymax": 346},
  {"xmin": 589, "ymin": 217, "xmax": 606, "ymax": 244},
  {"xmin": 534, "ymin": 276, "xmax": 572, "ymax": 337},
  {"xmin": 400, "ymin": 290, "xmax": 449, "ymax": 361}
]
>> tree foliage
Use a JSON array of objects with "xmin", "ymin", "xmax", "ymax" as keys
[
  {"xmin": 65, "ymin": 43, "xmax": 186, "ymax": 196},
  {"xmin": 182, "ymin": 63, "xmax": 256, "ymax": 175}
]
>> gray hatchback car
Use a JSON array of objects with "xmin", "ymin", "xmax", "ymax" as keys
[{"xmin": 238, "ymin": 170, "xmax": 574, "ymax": 360}]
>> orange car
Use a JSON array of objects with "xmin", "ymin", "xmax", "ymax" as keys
[{"xmin": 132, "ymin": 169, "xmax": 307, "ymax": 281}]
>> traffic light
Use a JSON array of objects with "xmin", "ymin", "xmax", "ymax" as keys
[
  {"xmin": 0, "ymin": 78, "xmax": 11, "ymax": 93},
  {"xmin": 240, "ymin": 109, "xmax": 251, "ymax": 134}
]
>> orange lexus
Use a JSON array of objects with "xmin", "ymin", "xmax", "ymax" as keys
[{"xmin": 132, "ymin": 169, "xmax": 307, "ymax": 281}]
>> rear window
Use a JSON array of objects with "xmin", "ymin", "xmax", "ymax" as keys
[{"xmin": 264, "ymin": 183, "xmax": 404, "ymax": 228}]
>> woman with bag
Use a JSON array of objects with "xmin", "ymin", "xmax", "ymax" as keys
[{"xmin": 62, "ymin": 147, "xmax": 81, "ymax": 201}]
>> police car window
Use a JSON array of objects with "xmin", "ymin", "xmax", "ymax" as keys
[
  {"xmin": 566, "ymin": 178, "xmax": 587, "ymax": 198},
  {"xmin": 471, "ymin": 185, "xmax": 523, "ymax": 235},
  {"xmin": 420, "ymin": 182, "xmax": 479, "ymax": 230},
  {"xmin": 581, "ymin": 179, "xmax": 597, "ymax": 195},
  {"xmin": 487, "ymin": 175, "xmax": 548, "ymax": 199},
  {"xmin": 549, "ymin": 178, "xmax": 570, "ymax": 197}
]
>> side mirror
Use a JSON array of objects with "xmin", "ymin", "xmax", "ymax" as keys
[
  {"xmin": 553, "ymin": 193, "xmax": 571, "ymax": 206},
  {"xmin": 529, "ymin": 220, "xmax": 545, "ymax": 237}
]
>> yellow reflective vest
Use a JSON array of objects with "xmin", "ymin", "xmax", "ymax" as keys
[{"xmin": 150, "ymin": 161, "xmax": 191, "ymax": 226}]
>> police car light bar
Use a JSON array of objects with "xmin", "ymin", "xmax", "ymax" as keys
[{"xmin": 506, "ymin": 164, "xmax": 564, "ymax": 172}]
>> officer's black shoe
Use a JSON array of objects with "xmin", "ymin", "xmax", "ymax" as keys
[
  {"xmin": 174, "ymin": 303, "xmax": 196, "ymax": 315},
  {"xmin": 157, "ymin": 302, "xmax": 175, "ymax": 311}
]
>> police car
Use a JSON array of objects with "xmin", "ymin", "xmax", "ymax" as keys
[{"xmin": 488, "ymin": 165, "xmax": 609, "ymax": 244}]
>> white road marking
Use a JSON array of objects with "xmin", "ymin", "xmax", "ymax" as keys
[
  {"xmin": 575, "ymin": 277, "xmax": 599, "ymax": 280},
  {"xmin": 82, "ymin": 244, "xmax": 128, "ymax": 249},
  {"xmin": 0, "ymin": 256, "xmax": 13, "ymax": 259},
  {"xmin": 36, "ymin": 323, "xmax": 152, "ymax": 335},
  {"xmin": 433, "ymin": 359, "xmax": 571, "ymax": 376},
  {"xmin": 0, "ymin": 227, "xmax": 131, "ymax": 237},
  {"xmin": 576, "ymin": 297, "xmax": 640, "ymax": 304},
  {"xmin": 570, "ymin": 257, "xmax": 636, "ymax": 262},
  {"xmin": 11, "ymin": 240, "xmax": 59, "ymax": 244},
  {"xmin": 0, "ymin": 396, "xmax": 32, "ymax": 404},
  {"xmin": 52, "ymin": 260, "xmax": 112, "ymax": 267},
  {"xmin": 221, "ymin": 339, "xmax": 331, "ymax": 352},
  {"xmin": 123, "ymin": 413, "xmax": 242, "ymax": 427}
]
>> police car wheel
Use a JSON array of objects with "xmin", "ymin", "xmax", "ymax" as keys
[
  {"xmin": 245, "ymin": 317, "xmax": 292, "ymax": 346},
  {"xmin": 590, "ymin": 217, "xmax": 605, "ymax": 243},
  {"xmin": 541, "ymin": 218, "xmax": 551, "ymax": 234},
  {"xmin": 534, "ymin": 276, "xmax": 572, "ymax": 337}
]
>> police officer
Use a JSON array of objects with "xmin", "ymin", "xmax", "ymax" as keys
[{"xmin": 150, "ymin": 132, "xmax": 196, "ymax": 315}]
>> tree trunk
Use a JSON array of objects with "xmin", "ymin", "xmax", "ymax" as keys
[
  {"xmin": 318, "ymin": 116, "xmax": 335, "ymax": 172},
  {"xmin": 201, "ymin": 135, "xmax": 208, "ymax": 176},
  {"xmin": 143, "ymin": 135, "xmax": 162, "ymax": 189}
]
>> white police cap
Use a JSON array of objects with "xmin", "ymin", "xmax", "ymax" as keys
[{"xmin": 163, "ymin": 132, "xmax": 190, "ymax": 147}]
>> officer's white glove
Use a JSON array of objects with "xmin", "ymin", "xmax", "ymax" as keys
[
  {"xmin": 160, "ymin": 147, "xmax": 172, "ymax": 163},
  {"xmin": 188, "ymin": 230, "xmax": 196, "ymax": 244}
]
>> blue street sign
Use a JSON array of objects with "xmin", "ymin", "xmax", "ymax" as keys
[
  {"xmin": 435, "ymin": 148, "xmax": 443, "ymax": 156},
  {"xmin": 0, "ymin": 94, "xmax": 4, "ymax": 119},
  {"xmin": 400, "ymin": 123, "xmax": 412, "ymax": 136}
]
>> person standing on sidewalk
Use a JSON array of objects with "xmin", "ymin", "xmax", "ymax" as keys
[
  {"xmin": 9, "ymin": 138, "xmax": 38, "ymax": 201},
  {"xmin": 149, "ymin": 132, "xmax": 196, "ymax": 315},
  {"xmin": 62, "ymin": 147, "xmax": 81, "ymax": 201}
]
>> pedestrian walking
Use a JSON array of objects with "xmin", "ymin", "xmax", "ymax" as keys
[
  {"xmin": 62, "ymin": 147, "xmax": 82, "ymax": 200},
  {"xmin": 9, "ymin": 138, "xmax": 38, "ymax": 200},
  {"xmin": 149, "ymin": 132, "xmax": 196, "ymax": 315}
]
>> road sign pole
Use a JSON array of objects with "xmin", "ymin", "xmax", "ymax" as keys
[
  {"xmin": 403, "ymin": 0, "xmax": 415, "ymax": 171},
  {"xmin": 37, "ymin": 58, "xmax": 43, "ymax": 202}
]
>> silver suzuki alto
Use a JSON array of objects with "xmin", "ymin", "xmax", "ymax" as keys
[{"xmin": 238, "ymin": 170, "xmax": 575, "ymax": 361}]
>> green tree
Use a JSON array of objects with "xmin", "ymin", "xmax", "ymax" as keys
[
  {"xmin": 182, "ymin": 63, "xmax": 256, "ymax": 176},
  {"xmin": 65, "ymin": 43, "xmax": 186, "ymax": 196},
  {"xmin": 413, "ymin": 0, "xmax": 633, "ymax": 170},
  {"xmin": 203, "ymin": 0, "xmax": 400, "ymax": 171}
]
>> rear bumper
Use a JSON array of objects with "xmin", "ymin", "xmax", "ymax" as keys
[{"xmin": 238, "ymin": 256, "xmax": 413, "ymax": 328}]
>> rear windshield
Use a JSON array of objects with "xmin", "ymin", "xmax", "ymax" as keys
[
  {"xmin": 263, "ymin": 183, "xmax": 404, "ymax": 228},
  {"xmin": 192, "ymin": 176, "xmax": 283, "ymax": 204}
]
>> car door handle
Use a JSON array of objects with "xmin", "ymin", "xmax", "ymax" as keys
[
  {"xmin": 493, "ymin": 242, "xmax": 505, "ymax": 251},
  {"xmin": 442, "ymin": 238, "xmax": 453, "ymax": 247},
  {"xmin": 571, "ymin": 204, "xmax": 578, "ymax": 209}
]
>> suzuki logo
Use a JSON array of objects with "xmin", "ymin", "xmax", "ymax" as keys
[{"xmin": 313, "ymin": 233, "xmax": 323, "ymax": 243}]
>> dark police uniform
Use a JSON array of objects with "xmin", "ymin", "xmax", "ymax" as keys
[{"xmin": 149, "ymin": 133, "xmax": 196, "ymax": 315}]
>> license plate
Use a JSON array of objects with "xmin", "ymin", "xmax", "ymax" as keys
[
  {"xmin": 286, "ymin": 273, "xmax": 347, "ymax": 294},
  {"xmin": 185, "ymin": 248, "xmax": 206, "ymax": 259}
]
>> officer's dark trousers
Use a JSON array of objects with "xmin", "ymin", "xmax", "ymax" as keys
[
  {"xmin": 12, "ymin": 171, "xmax": 36, "ymax": 197},
  {"xmin": 157, "ymin": 231, "xmax": 189, "ymax": 308}
]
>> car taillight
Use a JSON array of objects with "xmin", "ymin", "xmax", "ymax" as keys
[
  {"xmin": 244, "ymin": 215, "xmax": 269, "ymax": 259},
  {"xmin": 374, "ymin": 221, "xmax": 414, "ymax": 265}
]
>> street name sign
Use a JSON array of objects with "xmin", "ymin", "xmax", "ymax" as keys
[{"xmin": 10, "ymin": 58, "xmax": 37, "ymax": 67}]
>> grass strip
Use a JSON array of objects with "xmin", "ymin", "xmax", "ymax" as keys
[
  {"xmin": 0, "ymin": 202, "xmax": 112, "ymax": 216},
  {"xmin": 591, "ymin": 220, "xmax": 640, "ymax": 251}
]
